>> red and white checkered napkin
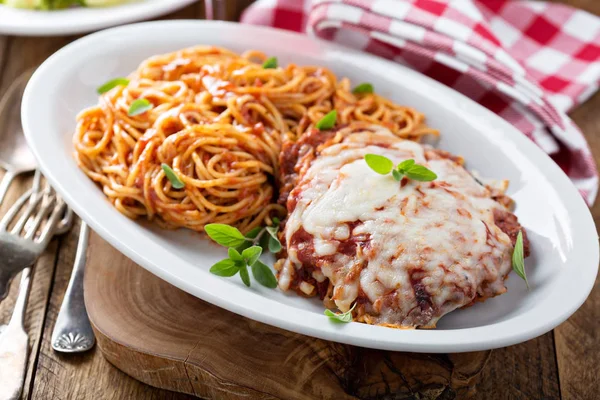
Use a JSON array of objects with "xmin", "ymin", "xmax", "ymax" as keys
[{"xmin": 242, "ymin": 0, "xmax": 600, "ymax": 204}]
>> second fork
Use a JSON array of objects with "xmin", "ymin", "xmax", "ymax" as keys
[{"xmin": 0, "ymin": 187, "xmax": 66, "ymax": 300}]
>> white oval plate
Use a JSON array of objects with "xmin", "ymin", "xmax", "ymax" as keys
[
  {"xmin": 0, "ymin": 0, "xmax": 195, "ymax": 36},
  {"xmin": 22, "ymin": 21, "xmax": 599, "ymax": 352}
]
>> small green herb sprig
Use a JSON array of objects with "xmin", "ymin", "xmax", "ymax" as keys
[
  {"xmin": 352, "ymin": 82, "xmax": 374, "ymax": 94},
  {"xmin": 205, "ymin": 220, "xmax": 282, "ymax": 288},
  {"xmin": 364, "ymin": 154, "xmax": 437, "ymax": 182},
  {"xmin": 262, "ymin": 56, "xmax": 278, "ymax": 69},
  {"xmin": 512, "ymin": 230, "xmax": 528, "ymax": 288},
  {"xmin": 128, "ymin": 98, "xmax": 152, "ymax": 116},
  {"xmin": 315, "ymin": 110, "xmax": 337, "ymax": 131},
  {"xmin": 161, "ymin": 164, "xmax": 185, "ymax": 189},
  {"xmin": 97, "ymin": 77, "xmax": 129, "ymax": 94},
  {"xmin": 324, "ymin": 303, "xmax": 356, "ymax": 323}
]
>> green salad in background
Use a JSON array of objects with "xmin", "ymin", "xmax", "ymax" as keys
[{"xmin": 0, "ymin": 0, "xmax": 130, "ymax": 9}]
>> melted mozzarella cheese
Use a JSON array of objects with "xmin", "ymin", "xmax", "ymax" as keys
[{"xmin": 281, "ymin": 130, "xmax": 514, "ymax": 328}]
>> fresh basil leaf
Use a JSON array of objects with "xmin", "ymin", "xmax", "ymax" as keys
[
  {"xmin": 239, "ymin": 265, "xmax": 251, "ymax": 287},
  {"xmin": 266, "ymin": 225, "xmax": 278, "ymax": 239},
  {"xmin": 241, "ymin": 245, "xmax": 262, "ymax": 266},
  {"xmin": 161, "ymin": 163, "xmax": 185, "ymax": 189},
  {"xmin": 397, "ymin": 159, "xmax": 415, "ymax": 172},
  {"xmin": 205, "ymin": 224, "xmax": 248, "ymax": 248},
  {"xmin": 209, "ymin": 259, "xmax": 239, "ymax": 277},
  {"xmin": 251, "ymin": 260, "xmax": 278, "ymax": 288},
  {"xmin": 265, "ymin": 225, "xmax": 282, "ymax": 252},
  {"xmin": 259, "ymin": 230, "xmax": 271, "ymax": 252},
  {"xmin": 512, "ymin": 231, "xmax": 528, "ymax": 288},
  {"xmin": 262, "ymin": 56, "xmax": 278, "ymax": 69},
  {"xmin": 392, "ymin": 169, "xmax": 402, "ymax": 182},
  {"xmin": 324, "ymin": 303, "xmax": 356, "ymax": 323},
  {"xmin": 245, "ymin": 227, "xmax": 263, "ymax": 239},
  {"xmin": 352, "ymin": 83, "xmax": 374, "ymax": 94},
  {"xmin": 268, "ymin": 236, "xmax": 282, "ymax": 253},
  {"xmin": 228, "ymin": 247, "xmax": 243, "ymax": 262},
  {"xmin": 315, "ymin": 110, "xmax": 337, "ymax": 131},
  {"xmin": 364, "ymin": 154, "xmax": 394, "ymax": 175},
  {"xmin": 128, "ymin": 98, "xmax": 152, "ymax": 116},
  {"xmin": 97, "ymin": 77, "xmax": 129, "ymax": 94},
  {"xmin": 236, "ymin": 240, "xmax": 252, "ymax": 253},
  {"xmin": 324, "ymin": 309, "xmax": 344, "ymax": 322},
  {"xmin": 272, "ymin": 217, "xmax": 280, "ymax": 225},
  {"xmin": 235, "ymin": 226, "xmax": 263, "ymax": 252},
  {"xmin": 403, "ymin": 165, "xmax": 437, "ymax": 182}
]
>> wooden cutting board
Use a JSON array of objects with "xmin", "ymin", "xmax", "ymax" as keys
[{"xmin": 83, "ymin": 231, "xmax": 490, "ymax": 399}]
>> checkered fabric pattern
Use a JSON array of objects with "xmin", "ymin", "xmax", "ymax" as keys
[{"xmin": 241, "ymin": 0, "xmax": 600, "ymax": 204}]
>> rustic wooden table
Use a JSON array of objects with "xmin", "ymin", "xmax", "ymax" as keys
[{"xmin": 0, "ymin": 0, "xmax": 598, "ymax": 399}]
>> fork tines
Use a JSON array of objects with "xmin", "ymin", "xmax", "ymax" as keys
[{"xmin": 0, "ymin": 187, "xmax": 67, "ymax": 245}]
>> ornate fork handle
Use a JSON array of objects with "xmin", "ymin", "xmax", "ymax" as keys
[
  {"xmin": 0, "ymin": 267, "xmax": 32, "ymax": 400},
  {"xmin": 51, "ymin": 223, "xmax": 95, "ymax": 352}
]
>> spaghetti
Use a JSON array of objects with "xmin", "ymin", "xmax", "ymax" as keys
[{"xmin": 73, "ymin": 46, "xmax": 438, "ymax": 233}]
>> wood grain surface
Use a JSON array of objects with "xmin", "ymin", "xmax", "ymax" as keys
[{"xmin": 0, "ymin": 0, "xmax": 598, "ymax": 399}]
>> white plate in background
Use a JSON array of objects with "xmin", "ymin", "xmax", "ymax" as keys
[
  {"xmin": 0, "ymin": 0, "xmax": 196, "ymax": 36},
  {"xmin": 22, "ymin": 21, "xmax": 599, "ymax": 352}
]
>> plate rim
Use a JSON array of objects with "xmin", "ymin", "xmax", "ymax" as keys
[
  {"xmin": 21, "ymin": 20, "xmax": 600, "ymax": 352},
  {"xmin": 0, "ymin": 0, "xmax": 197, "ymax": 36}
]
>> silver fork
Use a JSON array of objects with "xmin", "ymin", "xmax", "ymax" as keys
[
  {"xmin": 27, "ymin": 170, "xmax": 73, "ymax": 237},
  {"xmin": 29, "ymin": 171, "xmax": 73, "ymax": 237},
  {"xmin": 0, "ymin": 187, "xmax": 68, "ymax": 400},
  {"xmin": 0, "ymin": 173, "xmax": 71, "ymax": 301},
  {"xmin": 0, "ymin": 186, "xmax": 66, "ymax": 300}
]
